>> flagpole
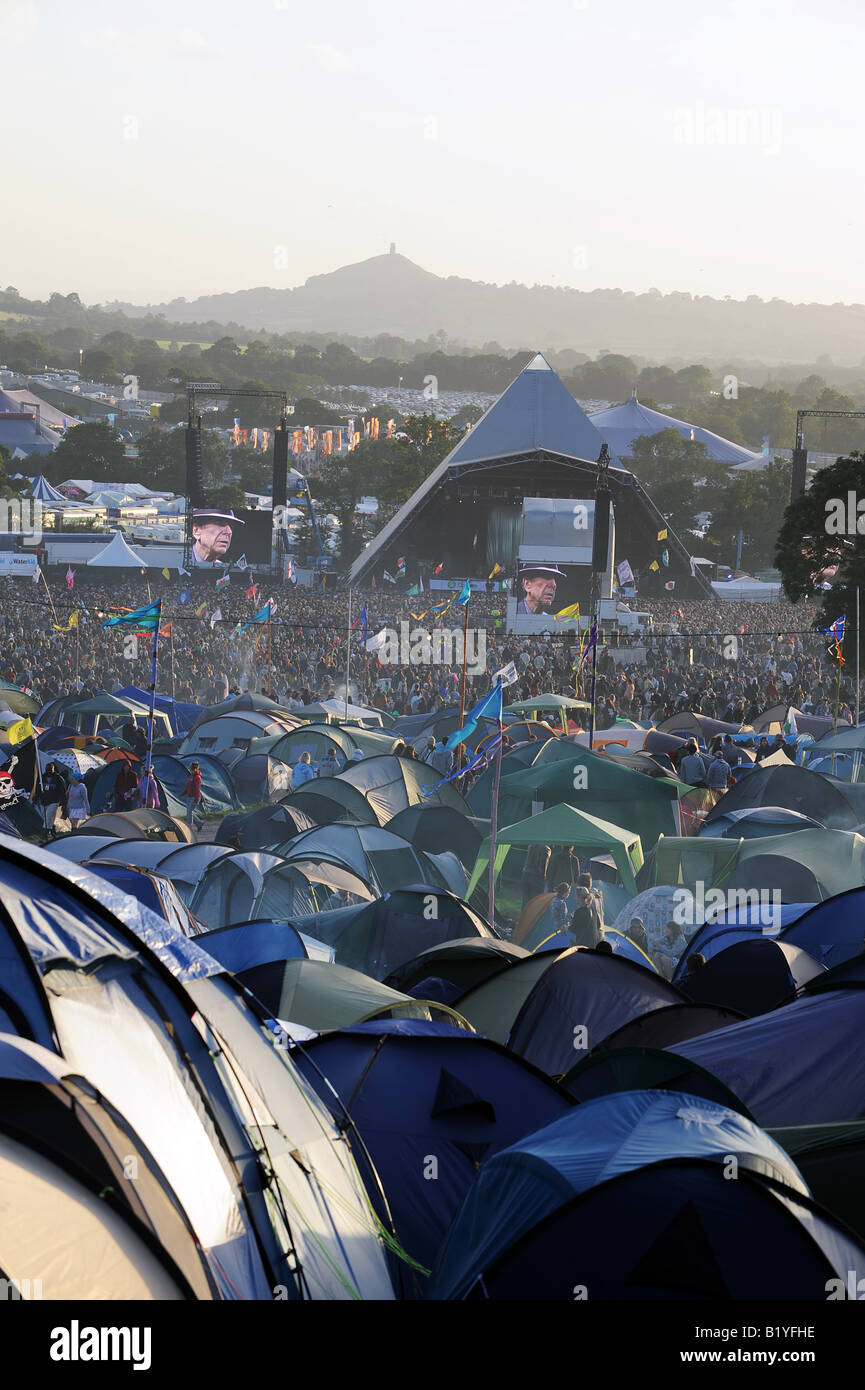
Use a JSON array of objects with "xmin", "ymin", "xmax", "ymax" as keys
[
  {"xmin": 457, "ymin": 592, "xmax": 470, "ymax": 771},
  {"xmin": 169, "ymin": 622, "xmax": 176, "ymax": 701},
  {"xmin": 857, "ymin": 586, "xmax": 860, "ymax": 727},
  {"xmin": 588, "ymin": 619, "xmax": 598, "ymax": 749},
  {"xmin": 40, "ymin": 568, "xmax": 59, "ymax": 625},
  {"xmin": 487, "ymin": 704, "xmax": 504, "ymax": 926},
  {"xmin": 267, "ymin": 610, "xmax": 272, "ymax": 698},
  {"xmin": 345, "ymin": 588, "xmax": 352, "ymax": 719},
  {"xmin": 74, "ymin": 609, "xmax": 79, "ymax": 688},
  {"xmin": 144, "ymin": 599, "xmax": 162, "ymax": 787}
]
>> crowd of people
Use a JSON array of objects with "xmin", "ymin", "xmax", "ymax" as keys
[{"xmin": 1, "ymin": 577, "xmax": 856, "ymax": 729}]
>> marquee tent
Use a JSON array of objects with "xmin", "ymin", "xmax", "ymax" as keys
[{"xmin": 467, "ymin": 803, "xmax": 644, "ymax": 899}]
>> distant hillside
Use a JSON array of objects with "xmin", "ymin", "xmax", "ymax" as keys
[{"xmin": 111, "ymin": 252, "xmax": 865, "ymax": 364}]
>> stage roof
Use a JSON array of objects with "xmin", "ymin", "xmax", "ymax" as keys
[{"xmin": 589, "ymin": 394, "xmax": 763, "ymax": 466}]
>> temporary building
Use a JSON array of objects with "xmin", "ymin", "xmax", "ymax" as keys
[
  {"xmin": 752, "ymin": 705, "xmax": 844, "ymax": 738},
  {"xmin": 657, "ymin": 712, "xmax": 746, "ymax": 742},
  {"xmin": 278, "ymin": 781, "xmax": 379, "ymax": 827},
  {"xmin": 589, "ymin": 394, "xmax": 762, "ymax": 466},
  {"xmin": 228, "ymin": 752, "xmax": 293, "ymax": 805},
  {"xmin": 700, "ymin": 805, "xmax": 825, "ymax": 838},
  {"xmin": 195, "ymin": 919, "xmax": 310, "ymax": 976},
  {"xmin": 770, "ymin": 1121, "xmax": 865, "ymax": 1246},
  {"xmin": 152, "ymin": 753, "xmax": 238, "ymax": 814},
  {"xmin": 426, "ymin": 1091, "xmax": 865, "ymax": 1300},
  {"xmin": 83, "ymin": 809, "xmax": 193, "ymax": 841},
  {"xmin": 505, "ymin": 949, "xmax": 684, "ymax": 1075},
  {"xmin": 114, "ymin": 686, "xmax": 203, "ymax": 736},
  {"xmin": 467, "ymin": 803, "xmax": 644, "ymax": 900},
  {"xmin": 292, "ymin": 1030, "xmax": 574, "ymax": 1293},
  {"xmin": 0, "ymin": 835, "xmax": 395, "ymax": 1300},
  {"xmin": 671, "ymin": 903, "xmax": 813, "ymax": 978},
  {"xmin": 84, "ymin": 531, "xmax": 152, "ymax": 567},
  {"xmin": 456, "ymin": 951, "xmax": 566, "ymax": 1044}
]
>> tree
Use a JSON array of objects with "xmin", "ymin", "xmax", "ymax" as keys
[
  {"xmin": 209, "ymin": 483, "xmax": 246, "ymax": 510},
  {"xmin": 81, "ymin": 348, "xmax": 117, "ymax": 381},
  {"xmin": 136, "ymin": 425, "xmax": 227, "ymax": 494},
  {"xmin": 230, "ymin": 444, "xmax": 272, "ymax": 494},
  {"xmin": 702, "ymin": 458, "xmax": 792, "ymax": 570},
  {"xmin": 775, "ymin": 453, "xmax": 865, "ymax": 663},
  {"xmin": 627, "ymin": 429, "xmax": 711, "ymax": 537},
  {"xmin": 43, "ymin": 422, "xmax": 126, "ymax": 484}
]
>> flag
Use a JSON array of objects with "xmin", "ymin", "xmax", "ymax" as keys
[
  {"xmin": 234, "ymin": 554, "xmax": 248, "ymax": 571},
  {"xmin": 161, "ymin": 568, "xmax": 171, "ymax": 580},
  {"xmin": 102, "ymin": 599, "xmax": 161, "ymax": 633},
  {"xmin": 65, "ymin": 567, "xmax": 74, "ymax": 590},
  {"xmin": 661, "ymin": 548, "xmax": 669, "ymax": 568},
  {"xmin": 783, "ymin": 706, "xmax": 798, "ymax": 736},
  {"xmin": 488, "ymin": 563, "xmax": 502, "ymax": 580},
  {"xmin": 235, "ymin": 600, "xmax": 274, "ymax": 636},
  {"xmin": 216, "ymin": 573, "xmax": 230, "ymax": 589},
  {"xmin": 492, "ymin": 660, "xmax": 519, "ymax": 688},
  {"xmin": 577, "ymin": 618, "xmax": 598, "ymax": 671},
  {"xmin": 360, "ymin": 604, "xmax": 368, "ymax": 645},
  {"xmin": 245, "ymin": 581, "xmax": 258, "ymax": 600},
  {"xmin": 178, "ymin": 565, "xmax": 190, "ymax": 577},
  {"xmin": 451, "ymin": 578, "xmax": 472, "ymax": 607},
  {"xmin": 396, "ymin": 557, "xmax": 406, "ymax": 578},
  {"xmin": 53, "ymin": 611, "xmax": 79, "ymax": 633},
  {"xmin": 820, "ymin": 616, "xmax": 846, "ymax": 644},
  {"xmin": 406, "ymin": 583, "xmax": 419, "ymax": 597},
  {"xmin": 159, "ymin": 621, "xmax": 172, "ymax": 638},
  {"xmin": 656, "ymin": 528, "xmax": 668, "ymax": 541},
  {"xmin": 616, "ymin": 560, "xmax": 634, "ymax": 586},
  {"xmin": 32, "ymin": 565, "xmax": 41, "ymax": 584},
  {"xmin": 286, "ymin": 557, "xmax": 296, "ymax": 584},
  {"xmin": 434, "ymin": 562, "xmax": 444, "ymax": 575},
  {"xmin": 445, "ymin": 682, "xmax": 503, "ymax": 751},
  {"xmin": 554, "ymin": 601, "xmax": 581, "ymax": 622},
  {"xmin": 178, "ymin": 587, "xmax": 191, "ymax": 606},
  {"xmin": 210, "ymin": 608, "xmax": 222, "ymax": 630},
  {"xmin": 649, "ymin": 561, "xmax": 660, "ymax": 572},
  {"xmin": 383, "ymin": 570, "xmax": 396, "ymax": 584},
  {"xmin": 366, "ymin": 629, "xmax": 391, "ymax": 657},
  {"xmin": 472, "ymin": 533, "xmax": 478, "ymax": 550},
  {"xmin": 194, "ymin": 600, "xmax": 208, "ymax": 618},
  {"xmin": 6, "ymin": 716, "xmax": 33, "ymax": 745},
  {"xmin": 665, "ymin": 580, "xmax": 676, "ymax": 591}
]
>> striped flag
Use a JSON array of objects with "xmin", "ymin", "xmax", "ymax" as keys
[{"xmin": 102, "ymin": 599, "xmax": 161, "ymax": 632}]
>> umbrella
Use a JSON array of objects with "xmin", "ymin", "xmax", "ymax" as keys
[{"xmin": 44, "ymin": 749, "xmax": 106, "ymax": 776}]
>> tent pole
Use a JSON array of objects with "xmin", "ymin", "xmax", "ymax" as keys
[
  {"xmin": 456, "ymin": 597, "xmax": 470, "ymax": 772},
  {"xmin": 345, "ymin": 588, "xmax": 352, "ymax": 719},
  {"xmin": 143, "ymin": 599, "xmax": 162, "ymax": 788}
]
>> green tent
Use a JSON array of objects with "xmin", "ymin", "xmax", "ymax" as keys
[
  {"xmin": 651, "ymin": 828, "xmax": 865, "ymax": 901},
  {"xmin": 456, "ymin": 950, "xmax": 563, "ymax": 1043},
  {"xmin": 261, "ymin": 959, "xmax": 473, "ymax": 1031},
  {"xmin": 492, "ymin": 747, "xmax": 686, "ymax": 851},
  {"xmin": 769, "ymin": 1122, "xmax": 865, "ymax": 1244},
  {"xmin": 467, "ymin": 803, "xmax": 644, "ymax": 898},
  {"xmin": 504, "ymin": 694, "xmax": 591, "ymax": 733}
]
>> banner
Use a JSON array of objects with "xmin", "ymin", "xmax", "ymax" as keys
[{"xmin": 616, "ymin": 559, "xmax": 634, "ymax": 586}]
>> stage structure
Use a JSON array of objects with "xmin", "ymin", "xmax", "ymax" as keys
[
  {"xmin": 792, "ymin": 407, "xmax": 865, "ymax": 503},
  {"xmin": 184, "ymin": 383, "xmax": 292, "ymax": 575},
  {"xmin": 345, "ymin": 355, "xmax": 712, "ymax": 598}
]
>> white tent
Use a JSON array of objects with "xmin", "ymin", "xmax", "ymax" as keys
[
  {"xmin": 711, "ymin": 577, "xmax": 782, "ymax": 601},
  {"xmin": 85, "ymin": 531, "xmax": 151, "ymax": 567}
]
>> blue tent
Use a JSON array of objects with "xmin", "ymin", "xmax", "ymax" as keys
[
  {"xmin": 589, "ymin": 394, "xmax": 762, "ymax": 466},
  {"xmin": 507, "ymin": 949, "xmax": 684, "ymax": 1074},
  {"xmin": 675, "ymin": 988, "xmax": 865, "ymax": 1125},
  {"xmin": 291, "ymin": 1028, "xmax": 574, "ymax": 1294},
  {"xmin": 682, "ymin": 939, "xmax": 824, "ymax": 1016},
  {"xmin": 114, "ymin": 685, "xmax": 203, "ymax": 735},
  {"xmin": 780, "ymin": 887, "xmax": 865, "ymax": 968},
  {"xmin": 426, "ymin": 1090, "xmax": 864, "ymax": 1300},
  {"xmin": 673, "ymin": 904, "xmax": 813, "ymax": 979},
  {"xmin": 594, "ymin": 1002, "xmax": 745, "ymax": 1053},
  {"xmin": 195, "ymin": 919, "xmax": 309, "ymax": 975}
]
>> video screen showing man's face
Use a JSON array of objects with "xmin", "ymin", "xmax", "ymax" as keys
[
  {"xmin": 191, "ymin": 514, "xmax": 237, "ymax": 566},
  {"xmin": 520, "ymin": 573, "xmax": 557, "ymax": 612}
]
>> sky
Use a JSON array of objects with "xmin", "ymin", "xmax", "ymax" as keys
[{"xmin": 3, "ymin": 0, "xmax": 864, "ymax": 307}]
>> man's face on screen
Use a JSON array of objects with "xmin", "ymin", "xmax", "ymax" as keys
[
  {"xmin": 522, "ymin": 575, "xmax": 556, "ymax": 611},
  {"xmin": 193, "ymin": 522, "xmax": 232, "ymax": 561}
]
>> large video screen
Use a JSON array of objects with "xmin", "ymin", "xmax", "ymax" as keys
[
  {"xmin": 189, "ymin": 508, "xmax": 273, "ymax": 569},
  {"xmin": 512, "ymin": 562, "xmax": 587, "ymax": 622}
]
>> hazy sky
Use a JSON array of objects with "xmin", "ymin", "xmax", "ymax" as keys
[{"xmin": 4, "ymin": 0, "xmax": 863, "ymax": 306}]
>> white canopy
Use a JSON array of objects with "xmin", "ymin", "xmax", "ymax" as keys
[{"xmin": 85, "ymin": 531, "xmax": 150, "ymax": 567}]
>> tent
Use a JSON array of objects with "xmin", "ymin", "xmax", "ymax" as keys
[
  {"xmin": 282, "ymin": 888, "xmax": 494, "ymax": 981},
  {"xmin": 243, "ymin": 958, "xmax": 468, "ymax": 1032},
  {"xmin": 292, "ymin": 1030, "xmax": 574, "ymax": 1293},
  {"xmin": 83, "ymin": 809, "xmax": 193, "ymax": 841},
  {"xmin": 114, "ymin": 685, "xmax": 203, "ymax": 735},
  {"xmin": 674, "ymin": 987, "xmax": 865, "ymax": 1125},
  {"xmin": 468, "ymin": 803, "xmax": 644, "ymax": 900},
  {"xmin": 296, "ymin": 699, "xmax": 386, "ymax": 727},
  {"xmin": 229, "ymin": 753, "xmax": 293, "ymax": 805},
  {"xmin": 590, "ymin": 394, "xmax": 762, "ymax": 465},
  {"xmin": 274, "ymin": 823, "xmax": 459, "ymax": 897},
  {"xmin": 456, "ymin": 951, "xmax": 567, "ymax": 1044},
  {"xmin": 562, "ymin": 1046, "xmax": 754, "ymax": 1115},
  {"xmin": 181, "ymin": 711, "xmax": 295, "ymax": 755},
  {"xmin": 650, "ymin": 828, "xmax": 865, "ymax": 902},
  {"xmin": 780, "ymin": 888, "xmax": 865, "ymax": 968},
  {"xmin": 589, "ymin": 1002, "xmax": 744, "ymax": 1053},
  {"xmin": 85, "ymin": 531, "xmax": 151, "ymax": 567},
  {"xmin": 681, "ymin": 939, "xmax": 824, "ymax": 1016},
  {"xmin": 506, "ymin": 949, "xmax": 685, "ymax": 1074},
  {"xmin": 700, "ymin": 805, "xmax": 825, "ymax": 838},
  {"xmin": 752, "ymin": 705, "xmax": 844, "ymax": 738},
  {"xmin": 190, "ymin": 851, "xmax": 320, "ymax": 928},
  {"xmin": 672, "ymin": 903, "xmax": 813, "ymax": 979},
  {"xmin": 333, "ymin": 755, "xmax": 471, "ymax": 825},
  {"xmin": 770, "ymin": 1121, "xmax": 865, "ymax": 1245},
  {"xmin": 0, "ymin": 835, "xmax": 395, "ymax": 1300},
  {"xmin": 657, "ymin": 712, "xmax": 746, "ymax": 742},
  {"xmin": 216, "ymin": 803, "xmax": 317, "ymax": 850},
  {"xmin": 386, "ymin": 806, "xmax": 483, "ymax": 871},
  {"xmin": 195, "ymin": 919, "xmax": 310, "ymax": 975},
  {"xmin": 152, "ymin": 753, "xmax": 238, "ymax": 814},
  {"xmin": 384, "ymin": 938, "xmax": 528, "ymax": 997},
  {"xmin": 426, "ymin": 1092, "xmax": 865, "ymax": 1300},
  {"xmin": 493, "ymin": 748, "xmax": 685, "ymax": 851},
  {"xmin": 278, "ymin": 781, "xmax": 379, "ymax": 827},
  {"xmin": 703, "ymin": 765, "xmax": 859, "ymax": 830}
]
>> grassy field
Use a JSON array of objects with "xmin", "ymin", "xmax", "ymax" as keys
[
  {"xmin": 0, "ymin": 310, "xmax": 26, "ymax": 321},
  {"xmin": 154, "ymin": 339, "xmax": 215, "ymax": 351}
]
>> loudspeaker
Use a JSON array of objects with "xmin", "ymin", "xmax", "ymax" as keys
[
  {"xmin": 185, "ymin": 424, "xmax": 206, "ymax": 507},
  {"xmin": 591, "ymin": 491, "xmax": 611, "ymax": 572},
  {"xmin": 790, "ymin": 446, "xmax": 807, "ymax": 502},
  {"xmin": 272, "ymin": 424, "xmax": 289, "ymax": 510}
]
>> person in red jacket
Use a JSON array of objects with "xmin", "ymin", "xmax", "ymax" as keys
[{"xmin": 183, "ymin": 761, "xmax": 203, "ymax": 828}]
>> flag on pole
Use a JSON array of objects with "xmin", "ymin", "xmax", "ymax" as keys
[
  {"xmin": 161, "ymin": 568, "xmax": 171, "ymax": 580},
  {"xmin": 577, "ymin": 618, "xmax": 598, "ymax": 671},
  {"xmin": 472, "ymin": 533, "xmax": 478, "ymax": 550},
  {"xmin": 451, "ymin": 578, "xmax": 472, "ymax": 607},
  {"xmin": 406, "ymin": 583, "xmax": 419, "ymax": 597},
  {"xmin": 235, "ymin": 600, "xmax": 274, "ymax": 636},
  {"xmin": 657, "ymin": 528, "xmax": 668, "ymax": 541},
  {"xmin": 661, "ymin": 548, "xmax": 669, "ymax": 568},
  {"xmin": 492, "ymin": 661, "xmax": 519, "ymax": 688},
  {"xmin": 210, "ymin": 608, "xmax": 222, "ymax": 630},
  {"xmin": 396, "ymin": 556, "xmax": 406, "ymax": 578},
  {"xmin": 445, "ymin": 682, "xmax": 503, "ymax": 751},
  {"xmin": 783, "ymin": 706, "xmax": 798, "ymax": 736},
  {"xmin": 66, "ymin": 567, "xmax": 74, "ymax": 590},
  {"xmin": 178, "ymin": 587, "xmax": 191, "ymax": 606},
  {"xmin": 366, "ymin": 629, "xmax": 391, "ymax": 658},
  {"xmin": 234, "ymin": 554, "xmax": 248, "ymax": 571},
  {"xmin": 32, "ymin": 565, "xmax": 41, "ymax": 583},
  {"xmin": 102, "ymin": 599, "xmax": 161, "ymax": 632},
  {"xmin": 178, "ymin": 564, "xmax": 191, "ymax": 577},
  {"xmin": 216, "ymin": 573, "xmax": 230, "ymax": 589},
  {"xmin": 245, "ymin": 581, "xmax": 258, "ymax": 600},
  {"xmin": 53, "ymin": 611, "xmax": 79, "ymax": 633},
  {"xmin": 383, "ymin": 570, "xmax": 396, "ymax": 584},
  {"xmin": 664, "ymin": 580, "xmax": 676, "ymax": 591},
  {"xmin": 434, "ymin": 562, "xmax": 444, "ymax": 575},
  {"xmin": 554, "ymin": 601, "xmax": 581, "ymax": 622},
  {"xmin": 488, "ymin": 563, "xmax": 503, "ymax": 580},
  {"xmin": 360, "ymin": 604, "xmax": 368, "ymax": 645},
  {"xmin": 286, "ymin": 557, "xmax": 296, "ymax": 584},
  {"xmin": 6, "ymin": 716, "xmax": 33, "ymax": 745},
  {"xmin": 649, "ymin": 561, "xmax": 660, "ymax": 572},
  {"xmin": 159, "ymin": 621, "xmax": 172, "ymax": 638},
  {"xmin": 194, "ymin": 600, "xmax": 208, "ymax": 618}
]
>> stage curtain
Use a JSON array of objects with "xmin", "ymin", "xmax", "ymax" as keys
[{"xmin": 487, "ymin": 507, "xmax": 521, "ymax": 570}]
